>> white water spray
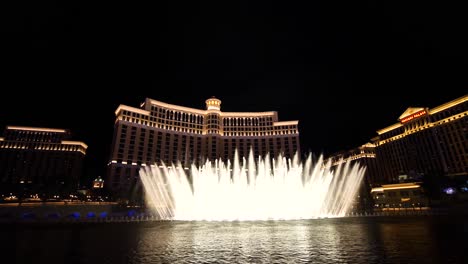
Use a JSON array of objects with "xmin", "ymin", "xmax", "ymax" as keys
[{"xmin": 140, "ymin": 151, "xmax": 366, "ymax": 221}]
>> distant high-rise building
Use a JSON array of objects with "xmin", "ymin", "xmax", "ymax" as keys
[
  {"xmin": 325, "ymin": 94, "xmax": 467, "ymax": 209},
  {"xmin": 328, "ymin": 94, "xmax": 467, "ymax": 186},
  {"xmin": 0, "ymin": 126, "xmax": 88, "ymax": 198},
  {"xmin": 107, "ymin": 97, "xmax": 300, "ymax": 196},
  {"xmin": 372, "ymin": 94, "xmax": 467, "ymax": 184}
]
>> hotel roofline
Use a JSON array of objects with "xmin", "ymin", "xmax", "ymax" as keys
[
  {"xmin": 377, "ymin": 94, "xmax": 467, "ymax": 135},
  {"xmin": 139, "ymin": 98, "xmax": 282, "ymax": 118},
  {"xmin": 61, "ymin": 140, "xmax": 89, "ymax": 149},
  {"xmin": 6, "ymin": 126, "xmax": 67, "ymax": 133},
  {"xmin": 115, "ymin": 104, "xmax": 151, "ymax": 116},
  {"xmin": 273, "ymin": 121, "xmax": 299, "ymax": 126}
]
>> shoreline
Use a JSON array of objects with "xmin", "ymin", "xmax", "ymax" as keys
[{"xmin": 2, "ymin": 201, "xmax": 468, "ymax": 226}]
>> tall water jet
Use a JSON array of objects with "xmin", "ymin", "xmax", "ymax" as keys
[{"xmin": 140, "ymin": 151, "xmax": 366, "ymax": 221}]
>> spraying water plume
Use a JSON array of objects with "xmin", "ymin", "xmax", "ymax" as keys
[{"xmin": 140, "ymin": 151, "xmax": 365, "ymax": 221}]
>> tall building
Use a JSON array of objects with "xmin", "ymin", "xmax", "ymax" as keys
[
  {"xmin": 327, "ymin": 94, "xmax": 467, "ymax": 203},
  {"xmin": 372, "ymin": 94, "xmax": 467, "ymax": 185},
  {"xmin": 326, "ymin": 142, "xmax": 378, "ymax": 185},
  {"xmin": 107, "ymin": 97, "xmax": 300, "ymax": 196},
  {"xmin": 0, "ymin": 126, "xmax": 88, "ymax": 198}
]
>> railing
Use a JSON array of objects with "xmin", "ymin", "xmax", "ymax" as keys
[{"xmin": 346, "ymin": 206, "xmax": 461, "ymax": 217}]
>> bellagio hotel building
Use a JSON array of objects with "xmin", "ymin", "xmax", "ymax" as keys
[{"xmin": 107, "ymin": 97, "xmax": 300, "ymax": 194}]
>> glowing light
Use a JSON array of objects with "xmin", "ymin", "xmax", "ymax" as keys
[
  {"xmin": 7, "ymin": 126, "xmax": 66, "ymax": 133},
  {"xmin": 273, "ymin": 121, "xmax": 298, "ymax": 126},
  {"xmin": 400, "ymin": 110, "xmax": 427, "ymax": 123},
  {"xmin": 141, "ymin": 151, "xmax": 366, "ymax": 221},
  {"xmin": 443, "ymin": 187, "xmax": 456, "ymax": 195},
  {"xmin": 115, "ymin": 104, "xmax": 150, "ymax": 116},
  {"xmin": 381, "ymin": 184, "xmax": 420, "ymax": 190},
  {"xmin": 371, "ymin": 183, "xmax": 421, "ymax": 193},
  {"xmin": 430, "ymin": 95, "xmax": 467, "ymax": 115},
  {"xmin": 61, "ymin": 140, "xmax": 88, "ymax": 149}
]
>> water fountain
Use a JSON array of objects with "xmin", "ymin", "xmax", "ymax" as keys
[{"xmin": 140, "ymin": 151, "xmax": 366, "ymax": 221}]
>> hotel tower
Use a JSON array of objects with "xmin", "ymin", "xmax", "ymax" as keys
[
  {"xmin": 328, "ymin": 94, "xmax": 467, "ymax": 186},
  {"xmin": 372, "ymin": 94, "xmax": 467, "ymax": 184},
  {"xmin": 107, "ymin": 97, "xmax": 300, "ymax": 196},
  {"xmin": 0, "ymin": 126, "xmax": 87, "ymax": 198},
  {"xmin": 325, "ymin": 94, "xmax": 467, "ymax": 209}
]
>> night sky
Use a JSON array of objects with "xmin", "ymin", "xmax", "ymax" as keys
[{"xmin": 1, "ymin": 1, "xmax": 466, "ymax": 183}]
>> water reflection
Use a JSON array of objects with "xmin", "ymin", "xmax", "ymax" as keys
[
  {"xmin": 377, "ymin": 220, "xmax": 439, "ymax": 263},
  {"xmin": 2, "ymin": 216, "xmax": 467, "ymax": 264}
]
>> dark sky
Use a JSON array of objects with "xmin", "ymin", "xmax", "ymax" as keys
[{"xmin": 1, "ymin": 1, "xmax": 466, "ymax": 183}]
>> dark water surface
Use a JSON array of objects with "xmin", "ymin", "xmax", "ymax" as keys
[{"xmin": 1, "ymin": 215, "xmax": 467, "ymax": 264}]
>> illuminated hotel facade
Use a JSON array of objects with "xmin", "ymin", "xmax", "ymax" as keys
[
  {"xmin": 372, "ymin": 94, "xmax": 467, "ymax": 184},
  {"xmin": 107, "ymin": 97, "xmax": 300, "ymax": 196},
  {"xmin": 0, "ymin": 126, "xmax": 88, "ymax": 197},
  {"xmin": 328, "ymin": 94, "xmax": 467, "ymax": 186}
]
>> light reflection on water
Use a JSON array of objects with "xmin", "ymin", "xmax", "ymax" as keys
[{"xmin": 4, "ymin": 216, "xmax": 468, "ymax": 264}]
